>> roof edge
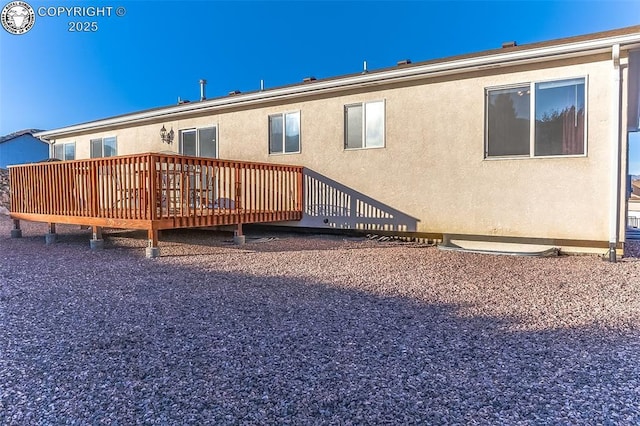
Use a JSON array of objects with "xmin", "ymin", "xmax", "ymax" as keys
[{"xmin": 0, "ymin": 129, "xmax": 47, "ymax": 144}]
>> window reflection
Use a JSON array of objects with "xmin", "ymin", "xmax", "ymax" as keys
[
  {"xmin": 535, "ymin": 79, "xmax": 585, "ymax": 156},
  {"xmin": 487, "ymin": 86, "xmax": 530, "ymax": 156},
  {"xmin": 365, "ymin": 101, "xmax": 384, "ymax": 148},
  {"xmin": 285, "ymin": 112, "xmax": 300, "ymax": 153},
  {"xmin": 181, "ymin": 131, "xmax": 197, "ymax": 157},
  {"xmin": 198, "ymin": 128, "xmax": 217, "ymax": 158}
]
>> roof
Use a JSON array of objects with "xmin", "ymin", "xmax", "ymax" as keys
[
  {"xmin": 0, "ymin": 129, "xmax": 46, "ymax": 144},
  {"xmin": 36, "ymin": 24, "xmax": 640, "ymax": 140}
]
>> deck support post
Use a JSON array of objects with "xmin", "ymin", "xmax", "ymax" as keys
[
  {"xmin": 10, "ymin": 219, "xmax": 22, "ymax": 238},
  {"xmin": 145, "ymin": 229, "xmax": 160, "ymax": 258},
  {"xmin": 233, "ymin": 222, "xmax": 245, "ymax": 245},
  {"xmin": 90, "ymin": 226, "xmax": 104, "ymax": 251},
  {"xmin": 45, "ymin": 223, "xmax": 56, "ymax": 245}
]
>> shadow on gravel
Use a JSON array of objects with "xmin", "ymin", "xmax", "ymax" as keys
[
  {"xmin": 24, "ymin": 226, "xmax": 375, "ymax": 255},
  {"xmin": 106, "ymin": 228, "xmax": 230, "ymax": 246},
  {"xmin": 1, "ymin": 216, "xmax": 640, "ymax": 424},
  {"xmin": 150, "ymin": 228, "xmax": 374, "ymax": 254},
  {"xmin": 1, "ymin": 235, "xmax": 639, "ymax": 425}
]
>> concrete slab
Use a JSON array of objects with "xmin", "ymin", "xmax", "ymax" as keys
[{"xmin": 439, "ymin": 239, "xmax": 559, "ymax": 257}]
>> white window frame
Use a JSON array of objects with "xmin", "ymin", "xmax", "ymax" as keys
[
  {"xmin": 485, "ymin": 76, "xmax": 588, "ymax": 159},
  {"xmin": 52, "ymin": 142, "xmax": 76, "ymax": 160},
  {"xmin": 344, "ymin": 100, "xmax": 386, "ymax": 150},
  {"xmin": 90, "ymin": 136, "xmax": 117, "ymax": 158},
  {"xmin": 179, "ymin": 126, "xmax": 219, "ymax": 158},
  {"xmin": 268, "ymin": 111, "xmax": 301, "ymax": 155}
]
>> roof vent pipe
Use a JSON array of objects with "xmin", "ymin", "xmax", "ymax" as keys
[
  {"xmin": 502, "ymin": 41, "xmax": 517, "ymax": 48},
  {"xmin": 200, "ymin": 79, "xmax": 207, "ymax": 101}
]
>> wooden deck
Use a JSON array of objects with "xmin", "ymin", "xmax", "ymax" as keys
[{"xmin": 9, "ymin": 153, "xmax": 303, "ymax": 256}]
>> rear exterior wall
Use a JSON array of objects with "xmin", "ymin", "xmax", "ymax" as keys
[{"xmin": 50, "ymin": 53, "xmax": 626, "ymax": 243}]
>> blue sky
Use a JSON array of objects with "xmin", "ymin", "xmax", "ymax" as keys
[{"xmin": 1, "ymin": 0, "xmax": 639, "ymax": 169}]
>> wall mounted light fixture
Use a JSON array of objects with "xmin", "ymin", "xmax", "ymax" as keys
[{"xmin": 160, "ymin": 125, "xmax": 174, "ymax": 144}]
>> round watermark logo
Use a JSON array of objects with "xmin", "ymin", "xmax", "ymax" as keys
[{"xmin": 1, "ymin": 1, "xmax": 35, "ymax": 35}]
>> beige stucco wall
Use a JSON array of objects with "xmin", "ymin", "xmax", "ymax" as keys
[{"xmin": 50, "ymin": 52, "xmax": 628, "ymax": 244}]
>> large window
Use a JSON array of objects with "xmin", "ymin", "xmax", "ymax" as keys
[
  {"xmin": 90, "ymin": 137, "xmax": 117, "ymax": 158},
  {"xmin": 269, "ymin": 111, "xmax": 300, "ymax": 154},
  {"xmin": 486, "ymin": 77, "xmax": 586, "ymax": 158},
  {"xmin": 344, "ymin": 100, "xmax": 385, "ymax": 149},
  {"xmin": 180, "ymin": 127, "xmax": 217, "ymax": 158},
  {"xmin": 53, "ymin": 142, "xmax": 75, "ymax": 160}
]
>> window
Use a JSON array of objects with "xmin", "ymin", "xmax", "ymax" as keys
[
  {"xmin": 486, "ymin": 77, "xmax": 586, "ymax": 158},
  {"xmin": 90, "ymin": 137, "xmax": 117, "ymax": 158},
  {"xmin": 179, "ymin": 127, "xmax": 217, "ymax": 158},
  {"xmin": 269, "ymin": 111, "xmax": 300, "ymax": 154},
  {"xmin": 53, "ymin": 142, "xmax": 75, "ymax": 160},
  {"xmin": 344, "ymin": 100, "xmax": 385, "ymax": 149}
]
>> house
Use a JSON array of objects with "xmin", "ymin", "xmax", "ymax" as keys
[
  {"xmin": 24, "ymin": 25, "xmax": 640, "ymax": 259},
  {"xmin": 0, "ymin": 129, "xmax": 49, "ymax": 169}
]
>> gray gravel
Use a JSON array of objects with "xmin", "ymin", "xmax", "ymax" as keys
[{"xmin": 1, "ymin": 216, "xmax": 640, "ymax": 425}]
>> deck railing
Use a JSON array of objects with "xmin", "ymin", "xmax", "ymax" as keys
[{"xmin": 9, "ymin": 153, "xmax": 303, "ymax": 231}]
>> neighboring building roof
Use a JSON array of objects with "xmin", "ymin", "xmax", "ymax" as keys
[
  {"xmin": 35, "ymin": 25, "xmax": 640, "ymax": 139},
  {"xmin": 0, "ymin": 129, "xmax": 46, "ymax": 144}
]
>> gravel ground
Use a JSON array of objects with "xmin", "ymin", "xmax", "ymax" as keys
[{"xmin": 1, "ymin": 216, "xmax": 640, "ymax": 425}]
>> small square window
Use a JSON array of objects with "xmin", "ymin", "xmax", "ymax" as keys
[
  {"xmin": 90, "ymin": 137, "xmax": 117, "ymax": 158},
  {"xmin": 269, "ymin": 112, "xmax": 300, "ymax": 154},
  {"xmin": 179, "ymin": 127, "xmax": 217, "ymax": 158},
  {"xmin": 53, "ymin": 142, "xmax": 75, "ymax": 160},
  {"xmin": 344, "ymin": 100, "xmax": 385, "ymax": 149}
]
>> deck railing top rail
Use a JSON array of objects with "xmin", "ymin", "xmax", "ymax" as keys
[{"xmin": 8, "ymin": 152, "xmax": 304, "ymax": 171}]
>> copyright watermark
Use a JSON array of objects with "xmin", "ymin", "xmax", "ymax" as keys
[
  {"xmin": 36, "ymin": 5, "xmax": 125, "ymax": 17},
  {"xmin": 1, "ymin": 1, "xmax": 126, "ymax": 34},
  {"xmin": 1, "ymin": 1, "xmax": 35, "ymax": 34}
]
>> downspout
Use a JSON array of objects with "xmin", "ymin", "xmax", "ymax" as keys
[
  {"xmin": 609, "ymin": 44, "xmax": 621, "ymax": 262},
  {"xmin": 37, "ymin": 136, "xmax": 53, "ymax": 158}
]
